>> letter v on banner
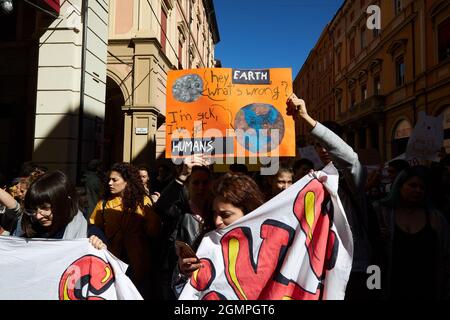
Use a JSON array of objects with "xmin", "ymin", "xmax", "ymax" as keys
[{"xmin": 220, "ymin": 220, "xmax": 295, "ymax": 300}]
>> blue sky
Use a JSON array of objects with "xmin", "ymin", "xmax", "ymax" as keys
[{"xmin": 214, "ymin": 0, "xmax": 344, "ymax": 78}]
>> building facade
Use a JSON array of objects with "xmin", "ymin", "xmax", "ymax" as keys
[
  {"xmin": 106, "ymin": 0, "xmax": 220, "ymax": 168},
  {"xmin": 0, "ymin": 0, "xmax": 109, "ymax": 181},
  {"xmin": 294, "ymin": 0, "xmax": 450, "ymax": 163},
  {"xmin": 293, "ymin": 25, "xmax": 334, "ymax": 147},
  {"xmin": 0, "ymin": 0, "xmax": 220, "ymax": 181}
]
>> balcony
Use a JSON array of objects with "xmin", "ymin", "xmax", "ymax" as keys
[{"xmin": 338, "ymin": 95, "xmax": 385, "ymax": 124}]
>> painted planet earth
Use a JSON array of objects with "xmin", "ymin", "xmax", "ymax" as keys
[
  {"xmin": 234, "ymin": 103, "xmax": 285, "ymax": 153},
  {"xmin": 172, "ymin": 74, "xmax": 203, "ymax": 103}
]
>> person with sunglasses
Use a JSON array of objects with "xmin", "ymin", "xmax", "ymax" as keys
[{"xmin": 12, "ymin": 170, "xmax": 106, "ymax": 250}]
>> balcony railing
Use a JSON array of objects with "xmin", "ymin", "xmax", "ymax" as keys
[{"xmin": 338, "ymin": 95, "xmax": 385, "ymax": 124}]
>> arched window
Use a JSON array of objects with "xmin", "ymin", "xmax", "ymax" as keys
[
  {"xmin": 438, "ymin": 17, "xmax": 450, "ymax": 62},
  {"xmin": 392, "ymin": 119, "xmax": 412, "ymax": 158}
]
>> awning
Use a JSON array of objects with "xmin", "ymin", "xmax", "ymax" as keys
[
  {"xmin": 42, "ymin": 0, "xmax": 60, "ymax": 14},
  {"xmin": 25, "ymin": 0, "xmax": 60, "ymax": 15}
]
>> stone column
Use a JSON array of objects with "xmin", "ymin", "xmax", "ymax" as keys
[
  {"xmin": 125, "ymin": 38, "xmax": 171, "ymax": 165},
  {"xmin": 122, "ymin": 107, "xmax": 133, "ymax": 162},
  {"xmin": 32, "ymin": 0, "xmax": 109, "ymax": 181},
  {"xmin": 131, "ymin": 109, "xmax": 158, "ymax": 165}
]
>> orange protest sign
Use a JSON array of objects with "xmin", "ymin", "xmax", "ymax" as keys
[{"xmin": 165, "ymin": 68, "xmax": 295, "ymax": 158}]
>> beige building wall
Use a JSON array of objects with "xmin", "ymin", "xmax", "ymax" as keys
[
  {"xmin": 33, "ymin": 0, "xmax": 84, "ymax": 179},
  {"xmin": 33, "ymin": 0, "xmax": 109, "ymax": 180},
  {"xmin": 82, "ymin": 0, "xmax": 109, "ymax": 166},
  {"xmin": 107, "ymin": 0, "xmax": 220, "ymax": 166}
]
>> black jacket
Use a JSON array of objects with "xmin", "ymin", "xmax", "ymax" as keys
[{"xmin": 154, "ymin": 180, "xmax": 204, "ymax": 272}]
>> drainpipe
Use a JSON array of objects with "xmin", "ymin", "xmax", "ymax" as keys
[
  {"xmin": 188, "ymin": 0, "xmax": 191, "ymax": 68},
  {"xmin": 76, "ymin": 0, "xmax": 88, "ymax": 184},
  {"xmin": 411, "ymin": 2, "xmax": 417, "ymax": 125},
  {"xmin": 423, "ymin": 0, "xmax": 429, "ymax": 118}
]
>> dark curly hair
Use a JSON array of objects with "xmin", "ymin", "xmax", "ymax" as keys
[
  {"xmin": 106, "ymin": 163, "xmax": 146, "ymax": 213},
  {"xmin": 212, "ymin": 173, "xmax": 264, "ymax": 215}
]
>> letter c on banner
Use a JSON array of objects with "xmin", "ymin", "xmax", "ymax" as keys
[{"xmin": 59, "ymin": 255, "xmax": 115, "ymax": 300}]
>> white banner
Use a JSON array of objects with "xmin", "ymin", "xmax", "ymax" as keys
[
  {"xmin": 180, "ymin": 163, "xmax": 353, "ymax": 300},
  {"xmin": 0, "ymin": 237, "xmax": 142, "ymax": 300}
]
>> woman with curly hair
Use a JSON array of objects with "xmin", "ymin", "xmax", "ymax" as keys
[{"xmin": 89, "ymin": 162, "xmax": 161, "ymax": 299}]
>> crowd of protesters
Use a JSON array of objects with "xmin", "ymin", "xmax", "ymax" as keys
[{"xmin": 0, "ymin": 95, "xmax": 449, "ymax": 300}]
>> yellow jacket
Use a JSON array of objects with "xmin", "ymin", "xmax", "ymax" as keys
[
  {"xmin": 90, "ymin": 195, "xmax": 160, "ymax": 240},
  {"xmin": 89, "ymin": 195, "xmax": 160, "ymax": 287}
]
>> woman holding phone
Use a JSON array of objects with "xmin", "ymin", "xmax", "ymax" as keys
[{"xmin": 173, "ymin": 172, "xmax": 265, "ymax": 294}]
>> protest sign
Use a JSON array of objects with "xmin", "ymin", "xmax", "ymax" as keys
[
  {"xmin": 405, "ymin": 111, "xmax": 444, "ymax": 161},
  {"xmin": 165, "ymin": 68, "xmax": 296, "ymax": 159}
]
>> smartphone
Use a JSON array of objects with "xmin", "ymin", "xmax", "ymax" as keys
[{"xmin": 175, "ymin": 240, "xmax": 199, "ymax": 261}]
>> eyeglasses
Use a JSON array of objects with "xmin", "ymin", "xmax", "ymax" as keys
[{"xmin": 23, "ymin": 205, "xmax": 52, "ymax": 218}]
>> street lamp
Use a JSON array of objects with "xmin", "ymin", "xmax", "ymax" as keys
[{"xmin": 0, "ymin": 0, "xmax": 13, "ymax": 14}]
